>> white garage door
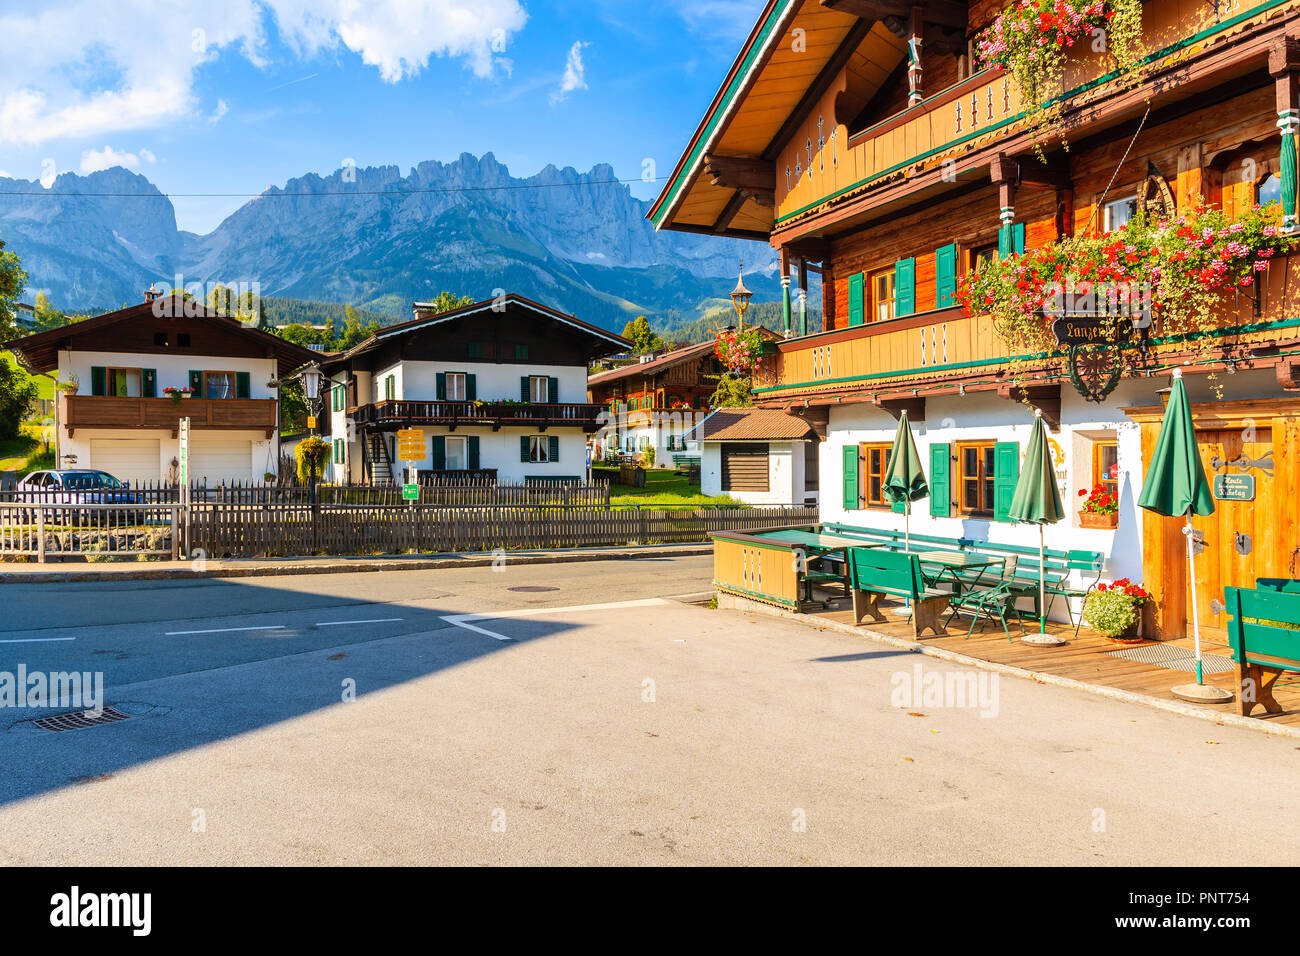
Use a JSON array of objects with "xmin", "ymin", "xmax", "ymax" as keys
[
  {"xmin": 190, "ymin": 438, "xmax": 253, "ymax": 484},
  {"xmin": 90, "ymin": 438, "xmax": 160, "ymax": 484}
]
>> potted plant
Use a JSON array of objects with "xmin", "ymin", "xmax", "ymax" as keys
[
  {"xmin": 56, "ymin": 375, "xmax": 79, "ymax": 395},
  {"xmin": 1082, "ymin": 578, "xmax": 1151, "ymax": 642},
  {"xmin": 1077, "ymin": 484, "xmax": 1118, "ymax": 528}
]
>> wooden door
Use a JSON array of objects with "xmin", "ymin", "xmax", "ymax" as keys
[{"xmin": 1189, "ymin": 428, "xmax": 1276, "ymax": 640}]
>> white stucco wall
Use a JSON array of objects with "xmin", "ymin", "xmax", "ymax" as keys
[
  {"xmin": 61, "ymin": 427, "xmax": 277, "ymax": 483},
  {"xmin": 367, "ymin": 427, "xmax": 589, "ymax": 484},
  {"xmin": 58, "ymin": 349, "xmax": 277, "ymax": 399},
  {"xmin": 386, "ymin": 360, "xmax": 588, "ymax": 404}
]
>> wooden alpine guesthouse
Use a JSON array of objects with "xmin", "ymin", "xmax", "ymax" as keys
[{"xmin": 650, "ymin": 0, "xmax": 1300, "ymax": 642}]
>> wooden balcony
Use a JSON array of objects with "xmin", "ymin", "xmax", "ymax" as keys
[
  {"xmin": 772, "ymin": 0, "xmax": 1279, "ymax": 239},
  {"xmin": 64, "ymin": 395, "xmax": 278, "ymax": 437},
  {"xmin": 754, "ymin": 256, "xmax": 1300, "ymax": 406},
  {"xmin": 351, "ymin": 400, "xmax": 607, "ymax": 432}
]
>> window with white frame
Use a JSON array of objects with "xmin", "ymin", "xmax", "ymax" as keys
[
  {"xmin": 529, "ymin": 376, "xmax": 549, "ymax": 403},
  {"xmin": 529, "ymin": 435, "xmax": 550, "ymax": 462},
  {"xmin": 446, "ymin": 372, "xmax": 466, "ymax": 401},
  {"xmin": 445, "ymin": 435, "xmax": 468, "ymax": 470},
  {"xmin": 1102, "ymin": 195, "xmax": 1138, "ymax": 233}
]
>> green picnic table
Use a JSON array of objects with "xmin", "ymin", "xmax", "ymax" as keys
[{"xmin": 911, "ymin": 550, "xmax": 1005, "ymax": 592}]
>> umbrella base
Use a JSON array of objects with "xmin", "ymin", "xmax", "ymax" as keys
[
  {"xmin": 1171, "ymin": 682, "xmax": 1234, "ymax": 704},
  {"xmin": 1020, "ymin": 632, "xmax": 1067, "ymax": 647}
]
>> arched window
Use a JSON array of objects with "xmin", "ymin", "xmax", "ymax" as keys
[{"xmin": 1259, "ymin": 173, "xmax": 1282, "ymax": 208}]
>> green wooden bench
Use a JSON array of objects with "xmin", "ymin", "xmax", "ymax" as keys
[
  {"xmin": 1225, "ymin": 582, "xmax": 1300, "ymax": 717},
  {"xmin": 847, "ymin": 547, "xmax": 952, "ymax": 638},
  {"xmin": 671, "ymin": 454, "xmax": 701, "ymax": 478}
]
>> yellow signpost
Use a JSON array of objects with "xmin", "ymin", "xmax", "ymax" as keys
[{"xmin": 396, "ymin": 428, "xmax": 425, "ymax": 462}]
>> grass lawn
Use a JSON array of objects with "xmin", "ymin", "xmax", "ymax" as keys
[
  {"xmin": 599, "ymin": 467, "xmax": 744, "ymax": 507},
  {"xmin": 0, "ymin": 423, "xmax": 52, "ymax": 475}
]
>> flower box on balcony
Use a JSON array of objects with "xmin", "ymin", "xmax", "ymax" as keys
[{"xmin": 1079, "ymin": 511, "xmax": 1118, "ymax": 529}]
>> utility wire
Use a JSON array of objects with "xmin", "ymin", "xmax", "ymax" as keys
[{"xmin": 0, "ymin": 175, "xmax": 669, "ymax": 200}]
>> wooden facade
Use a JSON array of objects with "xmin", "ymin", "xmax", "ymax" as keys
[{"xmin": 655, "ymin": 0, "xmax": 1300, "ymax": 643}]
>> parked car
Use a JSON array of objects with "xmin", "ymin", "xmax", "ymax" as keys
[{"xmin": 14, "ymin": 470, "xmax": 145, "ymax": 524}]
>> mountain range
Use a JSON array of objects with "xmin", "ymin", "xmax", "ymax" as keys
[{"xmin": 0, "ymin": 154, "xmax": 783, "ymax": 333}]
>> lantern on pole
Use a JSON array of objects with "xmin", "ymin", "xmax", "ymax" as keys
[{"xmin": 730, "ymin": 261, "xmax": 753, "ymax": 329}]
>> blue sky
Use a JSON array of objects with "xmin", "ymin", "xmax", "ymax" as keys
[{"xmin": 0, "ymin": 0, "xmax": 765, "ymax": 234}]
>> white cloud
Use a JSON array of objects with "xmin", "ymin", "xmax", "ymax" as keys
[
  {"xmin": 80, "ymin": 145, "xmax": 156, "ymax": 173},
  {"xmin": 209, "ymin": 99, "xmax": 230, "ymax": 124},
  {"xmin": 0, "ymin": 0, "xmax": 528, "ymax": 146},
  {"xmin": 550, "ymin": 41, "xmax": 589, "ymax": 105}
]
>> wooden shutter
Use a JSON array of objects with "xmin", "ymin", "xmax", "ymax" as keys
[
  {"xmin": 436, "ymin": 372, "xmax": 446, "ymax": 400},
  {"xmin": 929, "ymin": 443, "xmax": 951, "ymax": 517},
  {"xmin": 334, "ymin": 439, "xmax": 344, "ymax": 464},
  {"xmin": 386, "ymin": 376, "xmax": 395, "ymax": 400},
  {"xmin": 466, "ymin": 373, "xmax": 476, "ymax": 401},
  {"xmin": 236, "ymin": 371, "xmax": 250, "ymax": 399},
  {"xmin": 467, "ymin": 436, "xmax": 480, "ymax": 470},
  {"xmin": 142, "ymin": 369, "xmax": 157, "ymax": 398},
  {"xmin": 848, "ymin": 272, "xmax": 865, "ymax": 326},
  {"xmin": 721, "ymin": 443, "xmax": 769, "ymax": 492},
  {"xmin": 935, "ymin": 244, "xmax": 957, "ymax": 308},
  {"xmin": 188, "ymin": 370, "xmax": 203, "ymax": 394},
  {"xmin": 548, "ymin": 435, "xmax": 559, "ymax": 462},
  {"xmin": 841, "ymin": 444, "xmax": 859, "ymax": 510},
  {"xmin": 1012, "ymin": 222, "xmax": 1026, "ymax": 255},
  {"xmin": 993, "ymin": 441, "xmax": 1020, "ymax": 522},
  {"xmin": 430, "ymin": 435, "xmax": 446, "ymax": 470},
  {"xmin": 548, "ymin": 377, "xmax": 559, "ymax": 404},
  {"xmin": 89, "ymin": 366, "xmax": 106, "ymax": 396},
  {"xmin": 520, "ymin": 376, "xmax": 530, "ymax": 402},
  {"xmin": 520, "ymin": 435, "xmax": 531, "ymax": 462},
  {"xmin": 894, "ymin": 258, "xmax": 916, "ymax": 316}
]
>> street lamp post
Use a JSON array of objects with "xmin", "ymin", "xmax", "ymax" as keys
[
  {"xmin": 297, "ymin": 361, "xmax": 324, "ymax": 509},
  {"xmin": 730, "ymin": 261, "xmax": 752, "ymax": 329}
]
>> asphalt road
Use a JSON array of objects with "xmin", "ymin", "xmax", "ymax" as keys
[{"xmin": 0, "ymin": 555, "xmax": 1296, "ymax": 865}]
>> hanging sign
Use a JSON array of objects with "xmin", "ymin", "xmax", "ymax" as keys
[{"xmin": 1213, "ymin": 473, "xmax": 1256, "ymax": 501}]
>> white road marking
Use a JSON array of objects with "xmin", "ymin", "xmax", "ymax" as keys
[
  {"xmin": 315, "ymin": 618, "xmax": 403, "ymax": 627},
  {"xmin": 0, "ymin": 637, "xmax": 76, "ymax": 644},
  {"xmin": 166, "ymin": 625, "xmax": 288, "ymax": 636},
  {"xmin": 441, "ymin": 599, "xmax": 671, "ymax": 642}
]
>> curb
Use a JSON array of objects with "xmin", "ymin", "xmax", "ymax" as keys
[
  {"xmin": 718, "ymin": 592, "xmax": 1300, "ymax": 740},
  {"xmin": 0, "ymin": 545, "xmax": 714, "ymax": 584}
]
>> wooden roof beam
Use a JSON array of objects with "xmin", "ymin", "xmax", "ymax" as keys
[
  {"xmin": 703, "ymin": 154, "xmax": 775, "ymax": 206},
  {"xmin": 820, "ymin": 0, "xmax": 968, "ymax": 32}
]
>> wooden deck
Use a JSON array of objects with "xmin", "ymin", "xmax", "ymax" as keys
[{"xmin": 797, "ymin": 590, "xmax": 1300, "ymax": 727}]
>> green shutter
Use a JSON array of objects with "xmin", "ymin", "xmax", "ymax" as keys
[
  {"xmin": 236, "ymin": 371, "xmax": 250, "ymax": 399},
  {"xmin": 1013, "ymin": 222, "xmax": 1026, "ymax": 255},
  {"xmin": 436, "ymin": 372, "xmax": 446, "ymax": 400},
  {"xmin": 431, "ymin": 435, "xmax": 446, "ymax": 470},
  {"xmin": 385, "ymin": 376, "xmax": 395, "ymax": 400},
  {"xmin": 142, "ymin": 368, "xmax": 157, "ymax": 398},
  {"xmin": 929, "ymin": 443, "xmax": 951, "ymax": 517},
  {"xmin": 520, "ymin": 376, "xmax": 530, "ymax": 402},
  {"xmin": 548, "ymin": 377, "xmax": 559, "ymax": 404},
  {"xmin": 935, "ymin": 244, "xmax": 957, "ymax": 308},
  {"xmin": 188, "ymin": 370, "xmax": 203, "ymax": 394},
  {"xmin": 520, "ymin": 435, "xmax": 531, "ymax": 462},
  {"xmin": 993, "ymin": 441, "xmax": 1021, "ymax": 523},
  {"xmin": 894, "ymin": 258, "xmax": 915, "ymax": 316},
  {"xmin": 466, "ymin": 373, "xmax": 476, "ymax": 402},
  {"xmin": 334, "ymin": 438, "xmax": 343, "ymax": 464},
  {"xmin": 548, "ymin": 435, "xmax": 559, "ymax": 462},
  {"xmin": 467, "ymin": 436, "xmax": 480, "ymax": 470},
  {"xmin": 848, "ymin": 272, "xmax": 865, "ymax": 326},
  {"xmin": 468, "ymin": 342, "xmax": 483, "ymax": 359},
  {"xmin": 515, "ymin": 344, "xmax": 529, "ymax": 360},
  {"xmin": 89, "ymin": 366, "xmax": 105, "ymax": 396},
  {"xmin": 842, "ymin": 444, "xmax": 859, "ymax": 510}
]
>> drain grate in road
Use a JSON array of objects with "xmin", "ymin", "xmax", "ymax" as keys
[
  {"xmin": 27, "ymin": 706, "xmax": 134, "ymax": 733},
  {"xmin": 507, "ymin": 586, "xmax": 560, "ymax": 593}
]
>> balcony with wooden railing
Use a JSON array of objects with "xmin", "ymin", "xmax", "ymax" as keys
[
  {"xmin": 351, "ymin": 400, "xmax": 607, "ymax": 432},
  {"xmin": 63, "ymin": 395, "xmax": 278, "ymax": 436},
  {"xmin": 753, "ymin": 255, "xmax": 1300, "ymax": 405},
  {"xmin": 771, "ymin": 0, "xmax": 1287, "ymax": 238}
]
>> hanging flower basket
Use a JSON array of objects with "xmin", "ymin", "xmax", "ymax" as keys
[{"xmin": 714, "ymin": 327, "xmax": 764, "ymax": 377}]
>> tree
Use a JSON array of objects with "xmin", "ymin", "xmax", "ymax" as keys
[
  {"xmin": 0, "ymin": 240, "xmax": 29, "ymax": 343},
  {"xmin": 709, "ymin": 374, "xmax": 753, "ymax": 409},
  {"xmin": 0, "ymin": 353, "xmax": 38, "ymax": 441},
  {"xmin": 622, "ymin": 315, "xmax": 665, "ymax": 354},
  {"xmin": 425, "ymin": 291, "xmax": 474, "ymax": 314},
  {"xmin": 32, "ymin": 292, "xmax": 66, "ymax": 331},
  {"xmin": 277, "ymin": 323, "xmax": 329, "ymax": 348},
  {"xmin": 335, "ymin": 305, "xmax": 378, "ymax": 351}
]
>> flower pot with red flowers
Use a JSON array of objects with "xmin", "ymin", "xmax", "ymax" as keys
[
  {"xmin": 1077, "ymin": 485, "xmax": 1118, "ymax": 528},
  {"xmin": 1083, "ymin": 579, "xmax": 1150, "ymax": 642}
]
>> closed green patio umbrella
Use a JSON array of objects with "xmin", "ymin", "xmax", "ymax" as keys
[
  {"xmin": 1008, "ymin": 409, "xmax": 1067, "ymax": 645},
  {"xmin": 883, "ymin": 410, "xmax": 929, "ymax": 553},
  {"xmin": 1137, "ymin": 368, "xmax": 1229, "ymax": 701},
  {"xmin": 883, "ymin": 410, "xmax": 928, "ymax": 612}
]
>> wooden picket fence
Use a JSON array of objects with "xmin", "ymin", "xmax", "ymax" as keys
[{"xmin": 188, "ymin": 503, "xmax": 818, "ymax": 557}]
